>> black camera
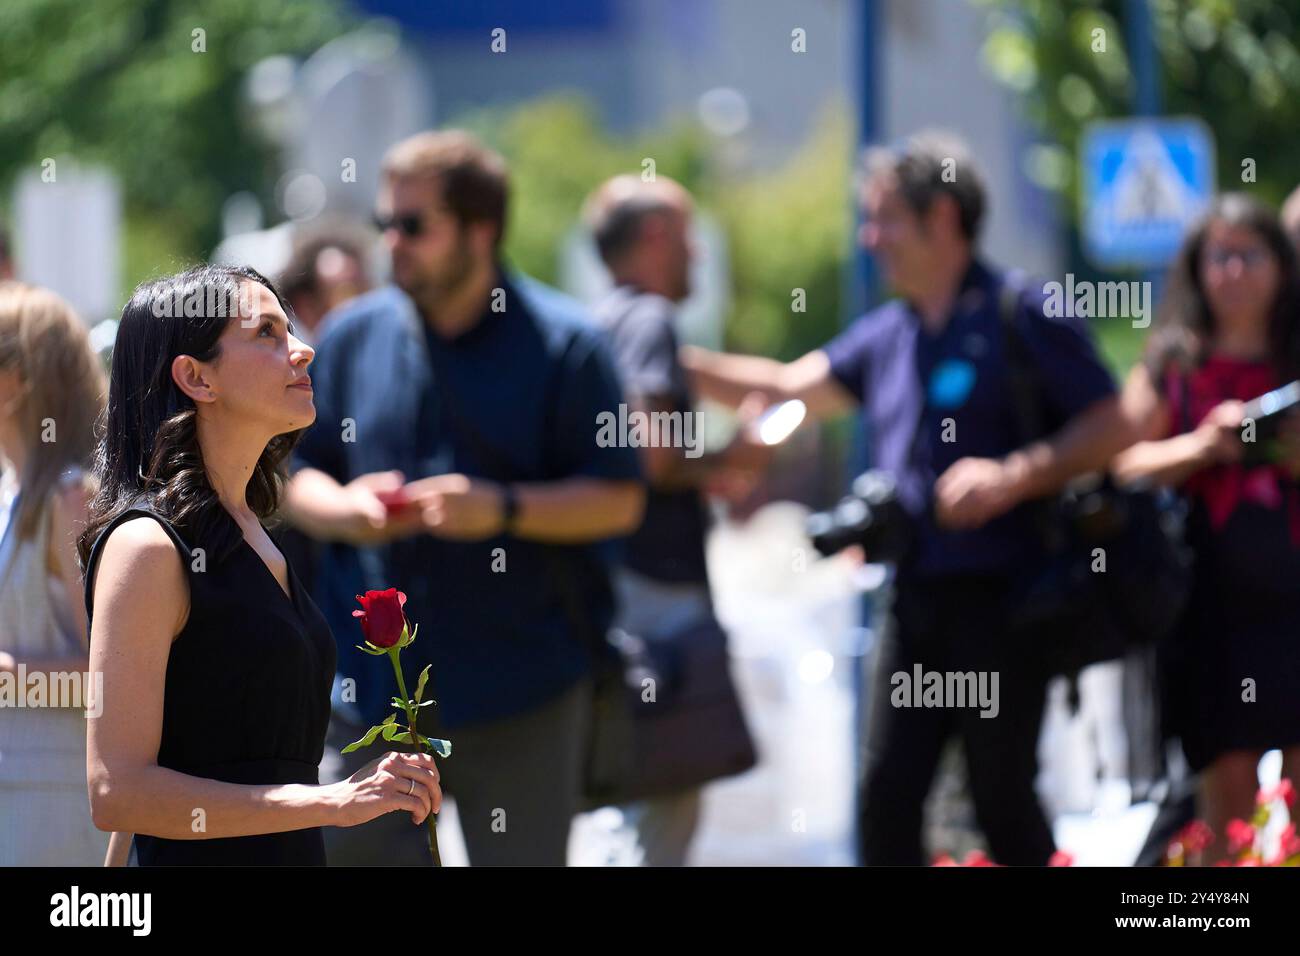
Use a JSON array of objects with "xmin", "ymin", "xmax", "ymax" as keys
[{"xmin": 805, "ymin": 469, "xmax": 913, "ymax": 560}]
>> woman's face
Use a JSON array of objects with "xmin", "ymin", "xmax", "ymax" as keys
[
  {"xmin": 201, "ymin": 281, "xmax": 316, "ymax": 436},
  {"xmin": 1199, "ymin": 220, "xmax": 1281, "ymax": 333}
]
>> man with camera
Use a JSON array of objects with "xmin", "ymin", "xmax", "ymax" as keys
[{"xmin": 681, "ymin": 131, "xmax": 1134, "ymax": 865}]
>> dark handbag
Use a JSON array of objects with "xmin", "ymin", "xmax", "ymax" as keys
[
  {"xmin": 558, "ymin": 569, "xmax": 758, "ymax": 808},
  {"xmin": 1006, "ymin": 477, "xmax": 1193, "ymax": 674},
  {"xmin": 543, "ymin": 552, "xmax": 640, "ymax": 809},
  {"xmin": 996, "ymin": 278, "xmax": 1193, "ymax": 676},
  {"xmin": 606, "ymin": 614, "xmax": 758, "ymax": 804}
]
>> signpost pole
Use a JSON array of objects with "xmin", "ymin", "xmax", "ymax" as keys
[
  {"xmin": 1125, "ymin": 0, "xmax": 1161, "ymax": 118},
  {"xmin": 1125, "ymin": 0, "xmax": 1165, "ymax": 305},
  {"xmin": 848, "ymin": 0, "xmax": 880, "ymax": 867}
]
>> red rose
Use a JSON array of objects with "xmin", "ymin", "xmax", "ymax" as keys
[{"xmin": 353, "ymin": 588, "xmax": 408, "ymax": 648}]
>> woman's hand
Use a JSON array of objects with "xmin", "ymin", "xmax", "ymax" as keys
[
  {"xmin": 327, "ymin": 751, "xmax": 442, "ymax": 827},
  {"xmin": 1193, "ymin": 400, "xmax": 1246, "ymax": 466}
]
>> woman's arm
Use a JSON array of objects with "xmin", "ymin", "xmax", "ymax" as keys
[
  {"xmin": 50, "ymin": 476, "xmax": 90, "ymax": 651},
  {"xmin": 86, "ymin": 516, "xmax": 440, "ymax": 839},
  {"xmin": 0, "ymin": 482, "xmax": 96, "ymax": 705},
  {"xmin": 0, "ymin": 650, "xmax": 90, "ymax": 677},
  {"xmin": 1112, "ymin": 363, "xmax": 1242, "ymax": 487}
]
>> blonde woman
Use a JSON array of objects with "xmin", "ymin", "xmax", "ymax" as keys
[{"xmin": 0, "ymin": 282, "xmax": 109, "ymax": 865}]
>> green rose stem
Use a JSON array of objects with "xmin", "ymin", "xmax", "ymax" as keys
[{"xmin": 388, "ymin": 646, "xmax": 442, "ymax": 867}]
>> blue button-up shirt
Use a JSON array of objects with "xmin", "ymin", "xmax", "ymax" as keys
[{"xmin": 292, "ymin": 271, "xmax": 640, "ymax": 728}]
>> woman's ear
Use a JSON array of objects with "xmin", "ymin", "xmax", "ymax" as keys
[{"xmin": 171, "ymin": 354, "xmax": 215, "ymax": 404}]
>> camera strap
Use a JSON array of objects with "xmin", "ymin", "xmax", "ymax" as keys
[{"xmin": 996, "ymin": 272, "xmax": 1069, "ymax": 553}]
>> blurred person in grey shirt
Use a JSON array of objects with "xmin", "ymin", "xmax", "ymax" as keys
[{"xmin": 583, "ymin": 175, "xmax": 769, "ymax": 865}]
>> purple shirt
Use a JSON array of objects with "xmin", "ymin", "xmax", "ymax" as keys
[{"xmin": 822, "ymin": 258, "xmax": 1115, "ymax": 578}]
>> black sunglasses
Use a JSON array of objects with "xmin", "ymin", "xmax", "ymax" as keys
[{"xmin": 373, "ymin": 211, "xmax": 425, "ymax": 238}]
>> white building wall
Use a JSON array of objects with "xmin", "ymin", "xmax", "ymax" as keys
[{"xmin": 881, "ymin": 0, "xmax": 1062, "ymax": 279}]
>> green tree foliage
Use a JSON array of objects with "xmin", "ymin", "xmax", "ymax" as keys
[
  {"xmin": 716, "ymin": 111, "xmax": 852, "ymax": 360},
  {"xmin": 976, "ymin": 0, "xmax": 1300, "ymax": 211},
  {"xmin": 0, "ymin": 0, "xmax": 353, "ymax": 269},
  {"xmin": 462, "ymin": 96, "xmax": 851, "ymax": 361}
]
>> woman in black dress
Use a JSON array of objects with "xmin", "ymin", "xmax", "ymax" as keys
[
  {"xmin": 1115, "ymin": 194, "xmax": 1300, "ymax": 864},
  {"xmin": 78, "ymin": 265, "xmax": 441, "ymax": 865}
]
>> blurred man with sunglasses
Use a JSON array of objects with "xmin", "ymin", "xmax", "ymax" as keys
[{"xmin": 285, "ymin": 130, "xmax": 645, "ymax": 866}]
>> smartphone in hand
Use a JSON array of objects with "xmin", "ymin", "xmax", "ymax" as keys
[{"xmin": 374, "ymin": 488, "xmax": 413, "ymax": 514}]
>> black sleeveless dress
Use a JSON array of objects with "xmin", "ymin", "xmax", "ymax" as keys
[{"xmin": 83, "ymin": 503, "xmax": 336, "ymax": 865}]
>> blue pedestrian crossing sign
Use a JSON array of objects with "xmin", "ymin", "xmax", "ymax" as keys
[{"xmin": 1081, "ymin": 118, "xmax": 1215, "ymax": 269}]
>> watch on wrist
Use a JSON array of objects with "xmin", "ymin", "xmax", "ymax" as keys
[{"xmin": 500, "ymin": 483, "xmax": 519, "ymax": 532}]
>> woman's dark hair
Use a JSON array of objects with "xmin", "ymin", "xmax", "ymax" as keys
[
  {"xmin": 1145, "ymin": 192, "xmax": 1300, "ymax": 382},
  {"xmin": 77, "ymin": 265, "xmax": 305, "ymax": 572}
]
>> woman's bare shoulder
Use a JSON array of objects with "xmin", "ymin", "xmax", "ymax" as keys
[
  {"xmin": 98, "ymin": 514, "xmax": 182, "ymax": 562},
  {"xmin": 90, "ymin": 516, "xmax": 190, "ymax": 636}
]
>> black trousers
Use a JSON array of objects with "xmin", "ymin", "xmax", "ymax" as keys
[{"xmin": 857, "ymin": 572, "xmax": 1056, "ymax": 866}]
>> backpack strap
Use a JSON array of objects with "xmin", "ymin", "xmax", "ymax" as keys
[
  {"xmin": 996, "ymin": 273, "xmax": 1067, "ymax": 552},
  {"xmin": 997, "ymin": 272, "xmax": 1048, "ymax": 445}
]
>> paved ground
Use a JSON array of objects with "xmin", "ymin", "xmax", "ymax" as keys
[{"xmin": 439, "ymin": 501, "xmax": 1284, "ymax": 866}]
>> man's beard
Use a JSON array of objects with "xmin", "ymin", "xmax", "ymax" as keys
[{"xmin": 396, "ymin": 238, "xmax": 476, "ymax": 305}]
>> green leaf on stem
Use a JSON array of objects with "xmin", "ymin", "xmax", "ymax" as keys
[
  {"xmin": 421, "ymin": 736, "xmax": 452, "ymax": 758},
  {"xmin": 340, "ymin": 723, "xmax": 387, "ymax": 754},
  {"xmin": 414, "ymin": 664, "xmax": 431, "ymax": 704}
]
